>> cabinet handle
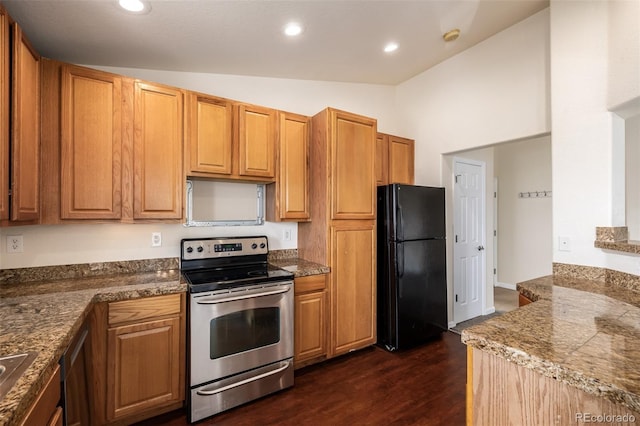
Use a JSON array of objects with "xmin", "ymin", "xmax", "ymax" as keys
[
  {"xmin": 196, "ymin": 361, "xmax": 290, "ymax": 396},
  {"xmin": 195, "ymin": 286, "xmax": 291, "ymax": 304}
]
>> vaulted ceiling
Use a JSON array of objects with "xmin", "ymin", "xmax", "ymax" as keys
[{"xmin": 3, "ymin": 0, "xmax": 549, "ymax": 85}]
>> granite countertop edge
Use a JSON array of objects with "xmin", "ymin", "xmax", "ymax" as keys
[{"xmin": 460, "ymin": 275, "xmax": 640, "ymax": 413}]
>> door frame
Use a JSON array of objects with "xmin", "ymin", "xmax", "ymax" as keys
[{"xmin": 452, "ymin": 156, "xmax": 487, "ymax": 324}]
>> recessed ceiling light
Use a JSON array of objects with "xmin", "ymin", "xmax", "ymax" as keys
[
  {"xmin": 384, "ymin": 42, "xmax": 398, "ymax": 53},
  {"xmin": 284, "ymin": 22, "xmax": 303, "ymax": 37},
  {"xmin": 118, "ymin": 0, "xmax": 149, "ymax": 13}
]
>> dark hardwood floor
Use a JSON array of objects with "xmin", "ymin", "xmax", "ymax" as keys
[{"xmin": 136, "ymin": 331, "xmax": 467, "ymax": 426}]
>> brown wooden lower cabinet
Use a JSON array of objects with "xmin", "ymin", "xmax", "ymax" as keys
[
  {"xmin": 88, "ymin": 293, "xmax": 186, "ymax": 425},
  {"xmin": 20, "ymin": 365, "xmax": 61, "ymax": 426},
  {"xmin": 518, "ymin": 293, "xmax": 533, "ymax": 307},
  {"xmin": 467, "ymin": 347, "xmax": 640, "ymax": 425},
  {"xmin": 294, "ymin": 274, "xmax": 327, "ymax": 368}
]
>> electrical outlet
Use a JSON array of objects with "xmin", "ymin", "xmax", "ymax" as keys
[
  {"xmin": 7, "ymin": 235, "xmax": 23, "ymax": 253},
  {"xmin": 151, "ymin": 232, "xmax": 162, "ymax": 247},
  {"xmin": 283, "ymin": 229, "xmax": 291, "ymax": 241}
]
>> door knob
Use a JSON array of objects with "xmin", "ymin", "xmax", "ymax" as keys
[{"xmin": 477, "ymin": 245, "xmax": 485, "ymax": 251}]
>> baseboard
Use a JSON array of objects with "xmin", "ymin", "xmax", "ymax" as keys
[{"xmin": 495, "ymin": 282, "xmax": 517, "ymax": 290}]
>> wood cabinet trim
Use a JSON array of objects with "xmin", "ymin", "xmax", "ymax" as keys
[
  {"xmin": 0, "ymin": 8, "xmax": 9, "ymax": 221},
  {"xmin": 10, "ymin": 22, "xmax": 40, "ymax": 222}
]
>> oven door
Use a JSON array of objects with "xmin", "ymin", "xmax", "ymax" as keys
[{"xmin": 189, "ymin": 281, "xmax": 294, "ymax": 386}]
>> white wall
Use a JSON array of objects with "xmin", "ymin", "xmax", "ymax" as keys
[
  {"xmin": 0, "ymin": 72, "xmax": 396, "ymax": 269},
  {"xmin": 92, "ymin": 66, "xmax": 400, "ymax": 134},
  {"xmin": 551, "ymin": 0, "xmax": 640, "ymax": 275},
  {"xmin": 607, "ymin": 0, "xmax": 640, "ymax": 111},
  {"xmin": 495, "ymin": 136, "xmax": 552, "ymax": 286},
  {"xmin": 396, "ymin": 8, "xmax": 550, "ymax": 318},
  {"xmin": 396, "ymin": 8, "xmax": 550, "ymax": 186}
]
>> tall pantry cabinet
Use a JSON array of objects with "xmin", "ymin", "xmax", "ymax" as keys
[{"xmin": 298, "ymin": 108, "xmax": 377, "ymax": 358}]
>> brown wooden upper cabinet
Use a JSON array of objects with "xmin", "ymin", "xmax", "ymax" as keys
[
  {"xmin": 331, "ymin": 109, "xmax": 376, "ymax": 220},
  {"xmin": 187, "ymin": 92, "xmax": 233, "ymax": 176},
  {"xmin": 133, "ymin": 81, "xmax": 184, "ymax": 220},
  {"xmin": 266, "ymin": 111, "xmax": 310, "ymax": 222},
  {"xmin": 1, "ymin": 20, "xmax": 40, "ymax": 223},
  {"xmin": 237, "ymin": 103, "xmax": 276, "ymax": 179},
  {"xmin": 186, "ymin": 94, "xmax": 276, "ymax": 182},
  {"xmin": 376, "ymin": 132, "xmax": 415, "ymax": 186},
  {"xmin": 0, "ymin": 7, "xmax": 9, "ymax": 221},
  {"xmin": 375, "ymin": 133, "xmax": 388, "ymax": 186},
  {"xmin": 61, "ymin": 64, "xmax": 122, "ymax": 219}
]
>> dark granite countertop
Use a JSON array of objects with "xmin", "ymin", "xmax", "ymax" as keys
[
  {"xmin": 269, "ymin": 258, "xmax": 330, "ymax": 277},
  {"xmin": 461, "ymin": 274, "xmax": 640, "ymax": 413},
  {"xmin": 0, "ymin": 267, "xmax": 185, "ymax": 426},
  {"xmin": 0, "ymin": 254, "xmax": 327, "ymax": 425}
]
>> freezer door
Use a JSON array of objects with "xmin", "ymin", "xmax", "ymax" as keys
[
  {"xmin": 395, "ymin": 239, "xmax": 447, "ymax": 349},
  {"xmin": 394, "ymin": 184, "xmax": 445, "ymax": 241}
]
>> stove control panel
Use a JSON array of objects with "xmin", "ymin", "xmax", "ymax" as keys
[{"xmin": 181, "ymin": 236, "xmax": 268, "ymax": 260}]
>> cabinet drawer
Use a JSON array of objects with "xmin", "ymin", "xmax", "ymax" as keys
[
  {"xmin": 20, "ymin": 365, "xmax": 60, "ymax": 426},
  {"xmin": 294, "ymin": 274, "xmax": 326, "ymax": 295},
  {"xmin": 109, "ymin": 293, "xmax": 182, "ymax": 326}
]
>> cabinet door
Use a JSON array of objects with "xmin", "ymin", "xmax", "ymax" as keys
[
  {"xmin": 61, "ymin": 65, "xmax": 122, "ymax": 219},
  {"xmin": 388, "ymin": 135, "xmax": 415, "ymax": 185},
  {"xmin": 330, "ymin": 222, "xmax": 376, "ymax": 356},
  {"xmin": 107, "ymin": 316, "xmax": 182, "ymax": 421},
  {"xmin": 330, "ymin": 110, "xmax": 376, "ymax": 220},
  {"xmin": 19, "ymin": 365, "xmax": 61, "ymax": 426},
  {"xmin": 133, "ymin": 82, "xmax": 183, "ymax": 219},
  {"xmin": 294, "ymin": 274, "xmax": 327, "ymax": 367},
  {"xmin": 237, "ymin": 103, "xmax": 276, "ymax": 179},
  {"xmin": 11, "ymin": 23, "xmax": 40, "ymax": 222},
  {"xmin": 295, "ymin": 291, "xmax": 326, "ymax": 366},
  {"xmin": 375, "ymin": 133, "xmax": 388, "ymax": 186},
  {"xmin": 0, "ymin": 8, "xmax": 8, "ymax": 221},
  {"xmin": 187, "ymin": 93, "xmax": 233, "ymax": 175},
  {"xmin": 277, "ymin": 112, "xmax": 309, "ymax": 220}
]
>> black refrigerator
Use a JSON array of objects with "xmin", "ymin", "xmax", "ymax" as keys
[{"xmin": 377, "ymin": 184, "xmax": 447, "ymax": 351}]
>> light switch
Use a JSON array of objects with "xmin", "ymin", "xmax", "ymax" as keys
[{"xmin": 558, "ymin": 236, "xmax": 571, "ymax": 252}]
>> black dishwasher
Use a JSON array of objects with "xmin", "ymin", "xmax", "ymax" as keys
[{"xmin": 59, "ymin": 321, "xmax": 91, "ymax": 426}]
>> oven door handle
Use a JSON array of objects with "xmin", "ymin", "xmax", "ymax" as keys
[
  {"xmin": 194, "ymin": 286, "xmax": 291, "ymax": 304},
  {"xmin": 195, "ymin": 361, "xmax": 291, "ymax": 396}
]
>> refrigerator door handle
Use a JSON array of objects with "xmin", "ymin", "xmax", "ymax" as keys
[
  {"xmin": 397, "ymin": 243, "xmax": 405, "ymax": 279},
  {"xmin": 397, "ymin": 205, "xmax": 404, "ymax": 241}
]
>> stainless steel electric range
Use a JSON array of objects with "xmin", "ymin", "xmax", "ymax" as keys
[{"xmin": 181, "ymin": 236, "xmax": 294, "ymax": 423}]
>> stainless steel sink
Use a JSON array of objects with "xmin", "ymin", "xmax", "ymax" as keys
[{"xmin": 0, "ymin": 352, "xmax": 38, "ymax": 401}]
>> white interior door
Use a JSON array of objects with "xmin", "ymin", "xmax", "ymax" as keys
[{"xmin": 453, "ymin": 158, "xmax": 485, "ymax": 323}]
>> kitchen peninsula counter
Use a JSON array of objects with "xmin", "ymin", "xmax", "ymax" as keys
[
  {"xmin": 461, "ymin": 274, "xmax": 640, "ymax": 424},
  {"xmin": 0, "ymin": 262, "xmax": 186, "ymax": 426}
]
